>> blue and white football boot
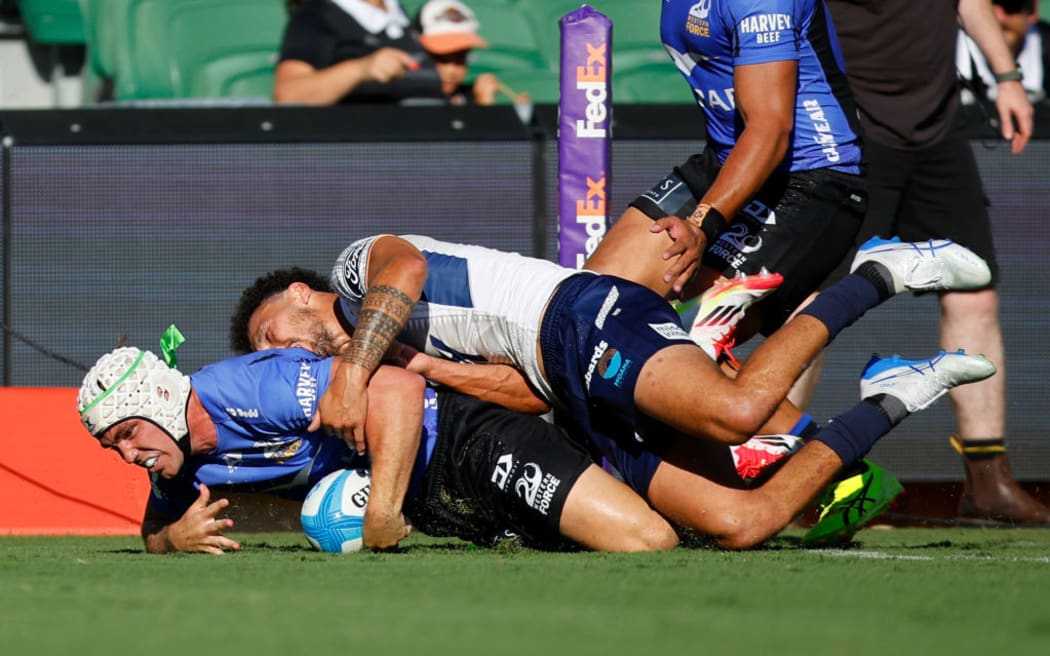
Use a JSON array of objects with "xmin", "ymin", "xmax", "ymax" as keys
[
  {"xmin": 850, "ymin": 236, "xmax": 992, "ymax": 294},
  {"xmin": 860, "ymin": 349, "xmax": 997, "ymax": 413}
]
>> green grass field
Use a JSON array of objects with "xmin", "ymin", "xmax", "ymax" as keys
[{"xmin": 3, "ymin": 528, "xmax": 1049, "ymax": 656}]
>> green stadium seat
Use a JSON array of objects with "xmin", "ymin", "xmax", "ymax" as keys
[
  {"xmin": 80, "ymin": 0, "xmax": 131, "ymax": 80},
  {"xmin": 190, "ymin": 53, "xmax": 277, "ymax": 99},
  {"xmin": 488, "ymin": 69, "xmax": 560, "ymax": 105},
  {"xmin": 115, "ymin": 0, "xmax": 285, "ymax": 100},
  {"xmin": 19, "ymin": 0, "xmax": 85, "ymax": 44},
  {"xmin": 613, "ymin": 62, "xmax": 695, "ymax": 105},
  {"xmin": 466, "ymin": 0, "xmax": 549, "ymax": 74}
]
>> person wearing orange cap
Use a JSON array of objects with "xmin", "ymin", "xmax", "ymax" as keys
[{"xmin": 413, "ymin": 0, "xmax": 524, "ymax": 105}]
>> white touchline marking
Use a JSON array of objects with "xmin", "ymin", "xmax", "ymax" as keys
[{"xmin": 806, "ymin": 550, "xmax": 1050, "ymax": 564}]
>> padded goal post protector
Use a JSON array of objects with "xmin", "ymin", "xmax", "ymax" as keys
[
  {"xmin": 557, "ymin": 6, "xmax": 612, "ymax": 269},
  {"xmin": 0, "ymin": 388, "xmax": 149, "ymax": 535}
]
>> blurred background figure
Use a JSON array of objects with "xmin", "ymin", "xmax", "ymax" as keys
[
  {"xmin": 274, "ymin": 0, "xmax": 443, "ymax": 105},
  {"xmin": 412, "ymin": 0, "xmax": 527, "ymax": 106},
  {"xmin": 958, "ymin": 0, "xmax": 1050, "ymax": 105}
]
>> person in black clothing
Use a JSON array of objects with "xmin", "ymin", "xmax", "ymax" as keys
[{"xmin": 274, "ymin": 0, "xmax": 443, "ymax": 104}]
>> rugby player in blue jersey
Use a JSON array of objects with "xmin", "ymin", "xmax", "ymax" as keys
[
  {"xmin": 77, "ymin": 347, "xmax": 677, "ymax": 554},
  {"xmin": 584, "ymin": 0, "xmax": 866, "ymax": 342}
]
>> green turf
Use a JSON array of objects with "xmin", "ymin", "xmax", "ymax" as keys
[{"xmin": 2, "ymin": 529, "xmax": 1049, "ymax": 655}]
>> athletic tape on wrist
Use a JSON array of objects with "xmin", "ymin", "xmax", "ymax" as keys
[{"xmin": 689, "ymin": 205, "xmax": 728, "ymax": 245}]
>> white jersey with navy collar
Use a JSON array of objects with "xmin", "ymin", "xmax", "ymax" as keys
[{"xmin": 331, "ymin": 234, "xmax": 582, "ymax": 404}]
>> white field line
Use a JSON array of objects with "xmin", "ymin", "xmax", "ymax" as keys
[{"xmin": 806, "ymin": 550, "xmax": 1050, "ymax": 564}]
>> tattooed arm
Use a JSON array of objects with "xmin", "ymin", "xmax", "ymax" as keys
[{"xmin": 314, "ymin": 236, "xmax": 428, "ymax": 453}]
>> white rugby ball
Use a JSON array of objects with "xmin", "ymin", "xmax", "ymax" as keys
[{"xmin": 300, "ymin": 468, "xmax": 371, "ymax": 553}]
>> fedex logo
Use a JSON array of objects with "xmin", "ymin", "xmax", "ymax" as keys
[
  {"xmin": 574, "ymin": 175, "xmax": 607, "ymax": 268},
  {"xmin": 575, "ymin": 42, "xmax": 609, "ymax": 138}
]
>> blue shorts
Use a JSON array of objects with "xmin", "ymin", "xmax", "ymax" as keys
[{"xmin": 540, "ymin": 273, "xmax": 694, "ymax": 494}]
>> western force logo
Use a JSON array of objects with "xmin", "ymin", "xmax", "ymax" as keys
[
  {"xmin": 687, "ymin": 1, "xmax": 711, "ymax": 37},
  {"xmin": 575, "ymin": 41, "xmax": 608, "ymax": 138},
  {"xmin": 574, "ymin": 175, "xmax": 607, "ymax": 269},
  {"xmin": 514, "ymin": 463, "xmax": 562, "ymax": 516}
]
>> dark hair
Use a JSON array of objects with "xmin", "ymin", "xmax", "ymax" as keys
[
  {"xmin": 993, "ymin": 0, "xmax": 1036, "ymax": 14},
  {"xmin": 229, "ymin": 267, "xmax": 331, "ymax": 353}
]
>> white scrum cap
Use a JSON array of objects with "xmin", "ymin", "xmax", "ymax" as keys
[{"xmin": 78, "ymin": 346, "xmax": 191, "ymax": 442}]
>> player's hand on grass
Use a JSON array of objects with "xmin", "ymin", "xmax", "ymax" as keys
[
  {"xmin": 169, "ymin": 484, "xmax": 240, "ymax": 555},
  {"xmin": 363, "ymin": 509, "xmax": 412, "ymax": 551},
  {"xmin": 651, "ymin": 215, "xmax": 703, "ymax": 294}
]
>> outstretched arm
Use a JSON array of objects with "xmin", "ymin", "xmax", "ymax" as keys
[
  {"xmin": 388, "ymin": 341, "xmax": 550, "ymax": 414},
  {"xmin": 141, "ymin": 484, "xmax": 240, "ymax": 555},
  {"xmin": 319, "ymin": 236, "xmax": 428, "ymax": 453}
]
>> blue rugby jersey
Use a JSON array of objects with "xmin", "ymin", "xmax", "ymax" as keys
[
  {"xmin": 660, "ymin": 0, "xmax": 861, "ymax": 173},
  {"xmin": 148, "ymin": 348, "xmax": 439, "ymax": 518}
]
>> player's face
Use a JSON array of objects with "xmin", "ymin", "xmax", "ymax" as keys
[
  {"xmin": 248, "ymin": 297, "xmax": 346, "ymax": 356},
  {"xmin": 97, "ymin": 419, "xmax": 184, "ymax": 478}
]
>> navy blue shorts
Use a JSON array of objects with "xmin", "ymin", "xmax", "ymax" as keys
[
  {"xmin": 631, "ymin": 148, "xmax": 868, "ymax": 334},
  {"xmin": 541, "ymin": 273, "xmax": 694, "ymax": 492}
]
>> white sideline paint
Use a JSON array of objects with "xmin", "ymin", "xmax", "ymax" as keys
[{"xmin": 807, "ymin": 549, "xmax": 1050, "ymax": 564}]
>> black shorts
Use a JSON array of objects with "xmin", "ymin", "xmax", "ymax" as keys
[
  {"xmin": 823, "ymin": 117, "xmax": 997, "ymax": 285},
  {"xmin": 630, "ymin": 148, "xmax": 868, "ymax": 334},
  {"xmin": 406, "ymin": 391, "xmax": 596, "ymax": 550}
]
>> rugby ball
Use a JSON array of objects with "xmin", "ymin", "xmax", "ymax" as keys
[{"xmin": 300, "ymin": 468, "xmax": 371, "ymax": 553}]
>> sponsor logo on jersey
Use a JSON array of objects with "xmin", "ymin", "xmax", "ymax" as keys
[
  {"xmin": 574, "ymin": 175, "xmax": 608, "ymax": 269},
  {"xmin": 295, "ymin": 361, "xmax": 319, "ymax": 419},
  {"xmin": 225, "ymin": 406, "xmax": 260, "ymax": 419},
  {"xmin": 594, "ymin": 285, "xmax": 620, "ymax": 329},
  {"xmin": 492, "ymin": 453, "xmax": 515, "ymax": 490},
  {"xmin": 738, "ymin": 13, "xmax": 792, "ymax": 45},
  {"xmin": 263, "ymin": 438, "xmax": 302, "ymax": 462},
  {"xmin": 575, "ymin": 42, "xmax": 609, "ymax": 138},
  {"xmin": 597, "ymin": 347, "xmax": 633, "ymax": 388},
  {"xmin": 649, "ymin": 322, "xmax": 690, "ymax": 341},
  {"xmin": 686, "ymin": 1, "xmax": 711, "ymax": 37},
  {"xmin": 514, "ymin": 463, "xmax": 562, "ymax": 516},
  {"xmin": 803, "ymin": 99, "xmax": 841, "ymax": 163},
  {"xmin": 697, "ymin": 87, "xmax": 735, "ymax": 112}
]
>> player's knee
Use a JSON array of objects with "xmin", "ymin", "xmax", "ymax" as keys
[{"xmin": 624, "ymin": 516, "xmax": 679, "ymax": 552}]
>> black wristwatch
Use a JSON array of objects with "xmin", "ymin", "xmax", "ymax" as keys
[{"xmin": 994, "ymin": 66, "xmax": 1024, "ymax": 83}]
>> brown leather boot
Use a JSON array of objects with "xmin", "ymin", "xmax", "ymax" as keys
[{"xmin": 953, "ymin": 435, "xmax": 1050, "ymax": 525}]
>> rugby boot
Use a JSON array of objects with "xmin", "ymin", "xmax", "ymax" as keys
[
  {"xmin": 730, "ymin": 433, "xmax": 803, "ymax": 485},
  {"xmin": 802, "ymin": 460, "xmax": 904, "ymax": 547},
  {"xmin": 954, "ymin": 435, "xmax": 1050, "ymax": 525},
  {"xmin": 680, "ymin": 269, "xmax": 783, "ymax": 363},
  {"xmin": 860, "ymin": 350, "xmax": 997, "ymax": 414},
  {"xmin": 850, "ymin": 236, "xmax": 992, "ymax": 295}
]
